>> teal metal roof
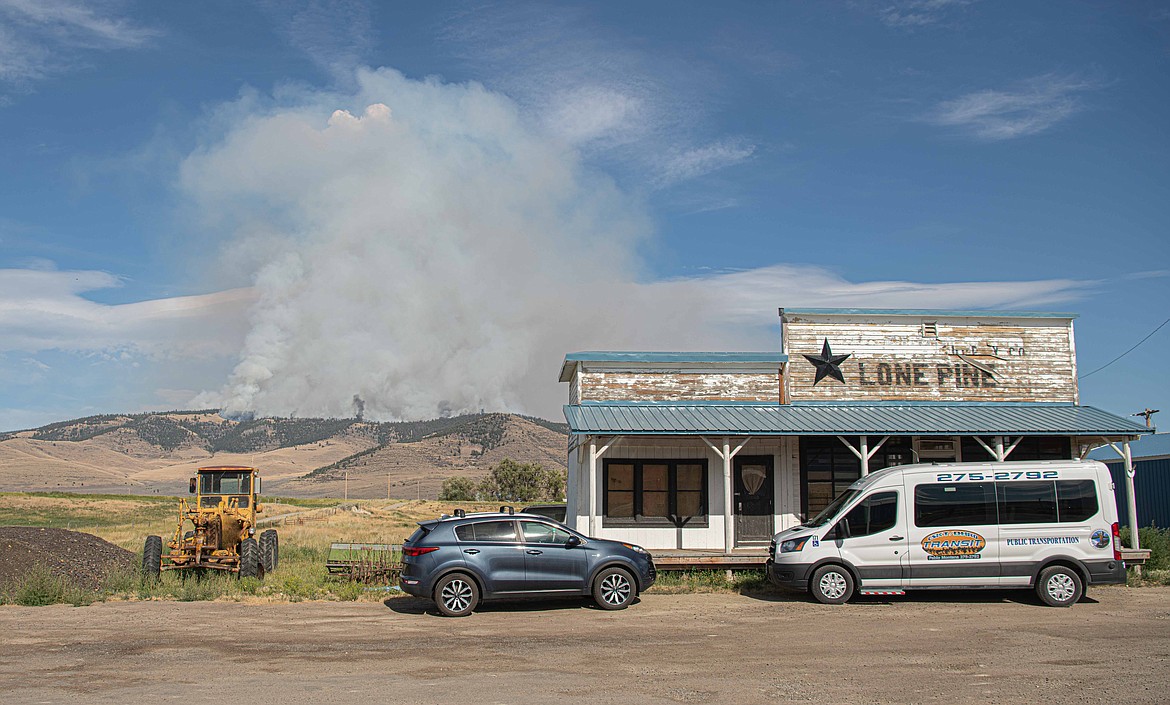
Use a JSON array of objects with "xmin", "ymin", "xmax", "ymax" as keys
[
  {"xmin": 1088, "ymin": 432, "xmax": 1170, "ymax": 461},
  {"xmin": 563, "ymin": 402, "xmax": 1148, "ymax": 437},
  {"xmin": 559, "ymin": 351, "xmax": 787, "ymax": 382},
  {"xmin": 780, "ymin": 308, "xmax": 1077, "ymax": 319}
]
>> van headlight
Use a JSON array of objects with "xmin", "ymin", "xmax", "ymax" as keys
[{"xmin": 779, "ymin": 537, "xmax": 811, "ymax": 553}]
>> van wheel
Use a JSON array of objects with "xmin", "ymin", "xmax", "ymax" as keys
[
  {"xmin": 810, "ymin": 565, "xmax": 854, "ymax": 604},
  {"xmin": 1036, "ymin": 565, "xmax": 1083, "ymax": 607},
  {"xmin": 435, "ymin": 573, "xmax": 479, "ymax": 617}
]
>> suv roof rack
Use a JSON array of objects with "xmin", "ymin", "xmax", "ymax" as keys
[{"xmin": 500, "ymin": 505, "xmax": 515, "ymax": 515}]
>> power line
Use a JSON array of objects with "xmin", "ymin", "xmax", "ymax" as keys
[{"xmin": 1079, "ymin": 316, "xmax": 1170, "ymax": 380}]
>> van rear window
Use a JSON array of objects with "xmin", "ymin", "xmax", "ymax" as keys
[{"xmin": 1056, "ymin": 480, "xmax": 1098, "ymax": 522}]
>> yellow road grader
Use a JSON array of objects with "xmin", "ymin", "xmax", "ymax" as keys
[{"xmin": 143, "ymin": 466, "xmax": 278, "ymax": 579}]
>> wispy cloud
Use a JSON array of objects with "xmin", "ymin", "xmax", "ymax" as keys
[
  {"xmin": 926, "ymin": 74, "xmax": 1099, "ymax": 141},
  {"xmin": 438, "ymin": 3, "xmax": 756, "ymax": 191},
  {"xmin": 257, "ymin": 0, "xmax": 372, "ymax": 82},
  {"xmin": 0, "ymin": 267, "xmax": 254, "ymax": 358},
  {"xmin": 0, "ymin": 0, "xmax": 158, "ymax": 90},
  {"xmin": 877, "ymin": 0, "xmax": 978, "ymax": 29}
]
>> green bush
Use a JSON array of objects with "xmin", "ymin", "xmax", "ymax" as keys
[
  {"xmin": 10, "ymin": 565, "xmax": 68, "ymax": 606},
  {"xmin": 477, "ymin": 459, "xmax": 566, "ymax": 502},
  {"xmin": 1121, "ymin": 525, "xmax": 1170, "ymax": 571},
  {"xmin": 439, "ymin": 476, "xmax": 477, "ymax": 501}
]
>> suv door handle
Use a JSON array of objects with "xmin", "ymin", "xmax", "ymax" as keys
[
  {"xmin": 889, "ymin": 536, "xmax": 905, "ymax": 541},
  {"xmin": 463, "ymin": 549, "xmax": 480, "ymax": 555},
  {"xmin": 526, "ymin": 549, "xmax": 543, "ymax": 555}
]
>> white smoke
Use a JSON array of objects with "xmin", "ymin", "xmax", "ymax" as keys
[{"xmin": 183, "ymin": 68, "xmax": 1092, "ymax": 422}]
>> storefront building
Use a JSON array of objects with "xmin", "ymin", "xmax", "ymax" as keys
[{"xmin": 559, "ymin": 309, "xmax": 1151, "ymax": 553}]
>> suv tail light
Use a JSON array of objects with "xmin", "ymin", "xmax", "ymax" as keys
[
  {"xmin": 403, "ymin": 546, "xmax": 439, "ymax": 557},
  {"xmin": 1112, "ymin": 522, "xmax": 1122, "ymax": 562}
]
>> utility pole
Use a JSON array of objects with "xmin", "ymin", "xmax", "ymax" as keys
[
  {"xmin": 417, "ymin": 479, "xmax": 420, "ymax": 502},
  {"xmin": 1133, "ymin": 408, "xmax": 1160, "ymax": 428},
  {"xmin": 387, "ymin": 473, "xmax": 391, "ymax": 500},
  {"xmin": 344, "ymin": 470, "xmax": 349, "ymax": 501}
]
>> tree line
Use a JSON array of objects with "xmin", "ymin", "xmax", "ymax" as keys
[{"xmin": 440, "ymin": 459, "xmax": 565, "ymax": 503}]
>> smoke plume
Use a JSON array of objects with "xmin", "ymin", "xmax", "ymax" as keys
[{"xmin": 183, "ymin": 68, "xmax": 1089, "ymax": 422}]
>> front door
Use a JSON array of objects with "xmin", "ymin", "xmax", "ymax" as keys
[
  {"xmin": 518, "ymin": 520, "xmax": 587, "ymax": 591},
  {"xmin": 834, "ymin": 490, "xmax": 908, "ymax": 589},
  {"xmin": 734, "ymin": 456, "xmax": 774, "ymax": 545}
]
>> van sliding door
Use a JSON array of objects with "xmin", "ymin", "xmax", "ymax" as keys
[{"xmin": 907, "ymin": 478, "xmax": 1000, "ymax": 587}]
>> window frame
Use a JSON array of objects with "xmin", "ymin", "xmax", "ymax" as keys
[{"xmin": 602, "ymin": 458, "xmax": 709, "ymax": 528}]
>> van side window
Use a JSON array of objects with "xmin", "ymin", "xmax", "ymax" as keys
[
  {"xmin": 840, "ymin": 492, "xmax": 898, "ymax": 537},
  {"xmin": 1056, "ymin": 480, "xmax": 1098, "ymax": 522},
  {"xmin": 997, "ymin": 481, "xmax": 1057, "ymax": 524},
  {"xmin": 914, "ymin": 483, "xmax": 996, "ymax": 527}
]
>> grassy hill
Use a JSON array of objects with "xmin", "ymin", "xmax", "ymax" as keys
[{"xmin": 0, "ymin": 410, "xmax": 568, "ymax": 499}]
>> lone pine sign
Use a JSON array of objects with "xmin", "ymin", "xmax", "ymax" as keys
[{"xmin": 781, "ymin": 310, "xmax": 1079, "ymax": 404}]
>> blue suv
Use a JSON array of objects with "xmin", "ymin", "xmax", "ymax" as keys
[{"xmin": 400, "ymin": 508, "xmax": 656, "ymax": 617}]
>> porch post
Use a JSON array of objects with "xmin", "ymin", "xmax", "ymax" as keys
[
  {"xmin": 723, "ymin": 437, "xmax": 734, "ymax": 554},
  {"xmin": 588, "ymin": 437, "xmax": 598, "ymax": 537},
  {"xmin": 994, "ymin": 436, "xmax": 1005, "ymax": 462},
  {"xmin": 1123, "ymin": 440, "xmax": 1140, "ymax": 550},
  {"xmin": 859, "ymin": 436, "xmax": 869, "ymax": 476}
]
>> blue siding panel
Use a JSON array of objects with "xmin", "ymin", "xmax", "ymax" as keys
[{"xmin": 1105, "ymin": 458, "xmax": 1170, "ymax": 529}]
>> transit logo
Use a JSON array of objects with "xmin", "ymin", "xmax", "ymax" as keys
[
  {"xmin": 921, "ymin": 530, "xmax": 986, "ymax": 560},
  {"xmin": 1091, "ymin": 529, "xmax": 1110, "ymax": 549}
]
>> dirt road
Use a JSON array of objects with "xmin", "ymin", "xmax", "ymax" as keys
[{"xmin": 3, "ymin": 587, "xmax": 1168, "ymax": 704}]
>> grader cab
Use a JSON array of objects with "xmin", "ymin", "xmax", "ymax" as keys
[{"xmin": 142, "ymin": 466, "xmax": 278, "ymax": 579}]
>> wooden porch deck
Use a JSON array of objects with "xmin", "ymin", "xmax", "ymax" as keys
[{"xmin": 651, "ymin": 548, "xmax": 770, "ymax": 571}]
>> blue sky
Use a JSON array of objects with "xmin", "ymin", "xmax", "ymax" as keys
[{"xmin": 0, "ymin": 0, "xmax": 1168, "ymax": 430}]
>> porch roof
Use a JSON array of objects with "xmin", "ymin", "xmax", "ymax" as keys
[{"xmin": 562, "ymin": 401, "xmax": 1150, "ymax": 437}]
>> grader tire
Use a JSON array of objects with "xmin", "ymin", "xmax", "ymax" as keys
[
  {"xmin": 142, "ymin": 535, "xmax": 162, "ymax": 580},
  {"xmin": 260, "ymin": 530, "xmax": 279, "ymax": 573},
  {"xmin": 239, "ymin": 537, "xmax": 263, "ymax": 579}
]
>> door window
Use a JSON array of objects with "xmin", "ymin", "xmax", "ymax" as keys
[
  {"xmin": 520, "ymin": 521, "xmax": 572, "ymax": 544},
  {"xmin": 840, "ymin": 491, "xmax": 898, "ymax": 537},
  {"xmin": 455, "ymin": 520, "xmax": 518, "ymax": 542}
]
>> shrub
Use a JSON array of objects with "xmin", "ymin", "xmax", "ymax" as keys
[
  {"xmin": 1121, "ymin": 526, "xmax": 1170, "ymax": 571},
  {"xmin": 10, "ymin": 565, "xmax": 68, "ymax": 606},
  {"xmin": 439, "ymin": 476, "xmax": 477, "ymax": 501},
  {"xmin": 477, "ymin": 459, "xmax": 566, "ymax": 502}
]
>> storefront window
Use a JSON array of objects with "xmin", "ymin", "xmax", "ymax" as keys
[{"xmin": 603, "ymin": 459, "xmax": 708, "ymax": 526}]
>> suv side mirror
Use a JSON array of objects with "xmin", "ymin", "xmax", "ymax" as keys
[
  {"xmin": 189, "ymin": 478, "xmax": 196, "ymax": 494},
  {"xmin": 566, "ymin": 535, "xmax": 582, "ymax": 549}
]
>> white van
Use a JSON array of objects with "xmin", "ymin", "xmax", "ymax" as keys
[{"xmin": 767, "ymin": 459, "xmax": 1126, "ymax": 607}]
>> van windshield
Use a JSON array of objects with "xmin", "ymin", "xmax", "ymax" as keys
[{"xmin": 805, "ymin": 489, "xmax": 860, "ymax": 528}]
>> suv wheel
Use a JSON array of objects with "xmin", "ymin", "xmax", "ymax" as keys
[
  {"xmin": 810, "ymin": 564, "xmax": 854, "ymax": 604},
  {"xmin": 1036, "ymin": 565, "xmax": 1083, "ymax": 607},
  {"xmin": 435, "ymin": 573, "xmax": 479, "ymax": 617},
  {"xmin": 593, "ymin": 567, "xmax": 635, "ymax": 610}
]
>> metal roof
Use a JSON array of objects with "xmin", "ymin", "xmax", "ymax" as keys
[
  {"xmin": 1088, "ymin": 432, "xmax": 1170, "ymax": 461},
  {"xmin": 559, "ymin": 351, "xmax": 787, "ymax": 382},
  {"xmin": 563, "ymin": 402, "xmax": 1149, "ymax": 437},
  {"xmin": 780, "ymin": 308, "xmax": 1077, "ymax": 319}
]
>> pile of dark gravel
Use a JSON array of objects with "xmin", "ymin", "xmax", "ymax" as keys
[{"xmin": 0, "ymin": 527, "xmax": 135, "ymax": 591}]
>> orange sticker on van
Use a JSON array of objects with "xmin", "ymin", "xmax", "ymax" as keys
[{"xmin": 921, "ymin": 530, "xmax": 986, "ymax": 560}]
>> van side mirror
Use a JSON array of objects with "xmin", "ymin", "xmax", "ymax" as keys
[
  {"xmin": 566, "ymin": 535, "xmax": 582, "ymax": 548},
  {"xmin": 189, "ymin": 478, "xmax": 196, "ymax": 494}
]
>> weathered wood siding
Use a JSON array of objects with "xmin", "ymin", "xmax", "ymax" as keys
[
  {"xmin": 578, "ymin": 370, "xmax": 781, "ymax": 402},
  {"xmin": 783, "ymin": 314, "xmax": 1078, "ymax": 403}
]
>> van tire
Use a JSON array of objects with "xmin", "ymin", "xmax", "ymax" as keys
[
  {"xmin": 810, "ymin": 564, "xmax": 854, "ymax": 604},
  {"xmin": 1036, "ymin": 565, "xmax": 1083, "ymax": 607}
]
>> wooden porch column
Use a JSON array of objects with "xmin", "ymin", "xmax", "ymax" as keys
[
  {"xmin": 588, "ymin": 437, "xmax": 598, "ymax": 537},
  {"xmin": 1123, "ymin": 440, "xmax": 1140, "ymax": 550},
  {"xmin": 723, "ymin": 437, "xmax": 734, "ymax": 554}
]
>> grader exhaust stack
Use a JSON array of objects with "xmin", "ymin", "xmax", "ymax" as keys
[{"xmin": 143, "ymin": 466, "xmax": 278, "ymax": 579}]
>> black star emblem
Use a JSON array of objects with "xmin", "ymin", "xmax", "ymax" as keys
[{"xmin": 803, "ymin": 338, "xmax": 850, "ymax": 386}]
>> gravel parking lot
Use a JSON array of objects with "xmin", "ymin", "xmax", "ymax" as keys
[{"xmin": 2, "ymin": 586, "xmax": 1168, "ymax": 704}]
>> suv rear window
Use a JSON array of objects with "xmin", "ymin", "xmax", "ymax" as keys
[
  {"xmin": 406, "ymin": 526, "xmax": 431, "ymax": 544},
  {"xmin": 455, "ymin": 520, "xmax": 518, "ymax": 542}
]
